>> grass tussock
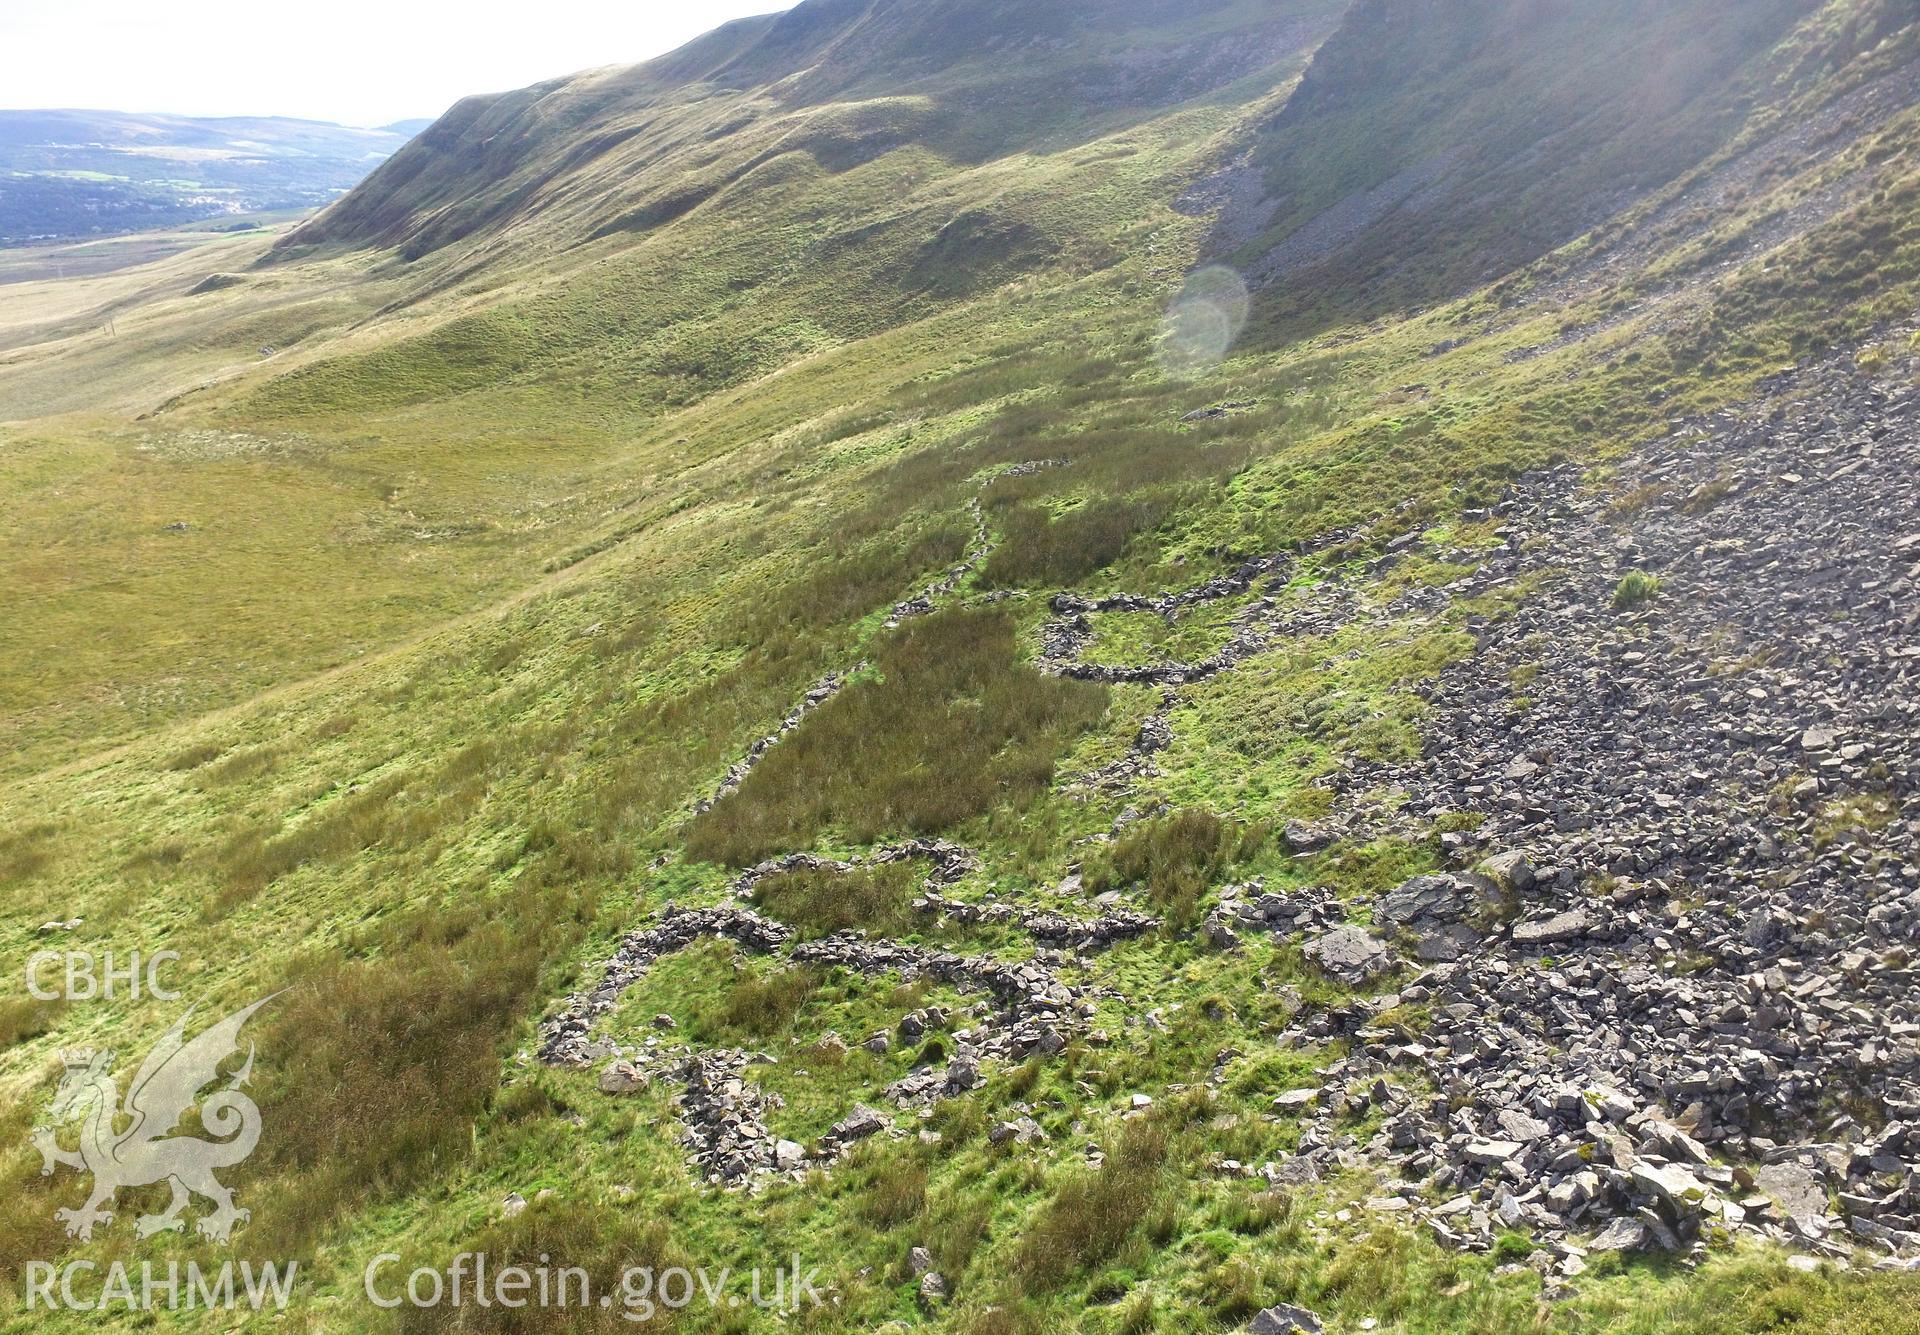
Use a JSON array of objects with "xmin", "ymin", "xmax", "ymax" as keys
[
  {"xmin": 0, "ymin": 820, "xmax": 60, "ymax": 884},
  {"xmin": 716, "ymin": 963, "xmax": 819, "ymax": 1041},
  {"xmin": 856, "ymin": 1153, "xmax": 929, "ymax": 1228},
  {"xmin": 1086, "ymin": 809, "xmax": 1257, "ymax": 926},
  {"xmin": 740, "ymin": 525, "xmax": 969, "ymax": 640},
  {"xmin": 0, "ymin": 996, "xmax": 65, "ymax": 1049},
  {"xmin": 0, "ymin": 1111, "xmax": 70, "ymax": 1293},
  {"xmin": 1613, "ymin": 570, "xmax": 1663, "ymax": 610},
  {"xmin": 1013, "ymin": 1118, "xmax": 1174, "ymax": 1294},
  {"xmin": 209, "ymin": 774, "xmax": 412, "ymax": 908},
  {"xmin": 984, "ymin": 495, "xmax": 1177, "ymax": 588},
  {"xmin": 687, "ymin": 609, "xmax": 1107, "ymax": 865},
  {"xmin": 245, "ymin": 880, "xmax": 595, "ymax": 1253},
  {"xmin": 752, "ymin": 864, "xmax": 918, "ymax": 939},
  {"xmin": 396, "ymin": 1199, "xmax": 690, "ymax": 1333},
  {"xmin": 202, "ymin": 743, "xmax": 282, "ymax": 786},
  {"xmin": 162, "ymin": 740, "xmax": 225, "ymax": 771},
  {"xmin": 208, "ymin": 736, "xmax": 623, "ymax": 912}
]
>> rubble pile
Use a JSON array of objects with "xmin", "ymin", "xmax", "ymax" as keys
[
  {"xmin": 791, "ymin": 933, "xmax": 1092, "ymax": 1104},
  {"xmin": 538, "ymin": 906, "xmax": 792, "ymax": 1065},
  {"xmin": 913, "ymin": 888, "xmax": 1157, "ymax": 950},
  {"xmin": 1283, "ymin": 337, "xmax": 1920, "ymax": 1265},
  {"xmin": 545, "ymin": 335, "xmax": 1920, "ymax": 1263},
  {"xmin": 729, "ymin": 837, "xmax": 980, "ymax": 901}
]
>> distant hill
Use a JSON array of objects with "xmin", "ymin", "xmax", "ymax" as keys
[
  {"xmin": 0, "ymin": 110, "xmax": 418, "ymax": 244},
  {"xmin": 278, "ymin": 0, "xmax": 1349, "ymax": 261}
]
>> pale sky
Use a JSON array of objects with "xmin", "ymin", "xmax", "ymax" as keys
[{"xmin": 0, "ymin": 1, "xmax": 794, "ymax": 128}]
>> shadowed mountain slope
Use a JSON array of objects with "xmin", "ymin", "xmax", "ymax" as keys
[
  {"xmin": 279, "ymin": 0, "xmax": 1346, "ymax": 262},
  {"xmin": 1204, "ymin": 0, "xmax": 1845, "ymax": 335}
]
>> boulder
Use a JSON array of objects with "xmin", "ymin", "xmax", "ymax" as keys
[
  {"xmin": 1511, "ymin": 908, "xmax": 1591, "ymax": 947},
  {"xmin": 1496, "ymin": 1108, "xmax": 1551, "ymax": 1142},
  {"xmin": 1480, "ymin": 851, "xmax": 1536, "ymax": 893},
  {"xmin": 1376, "ymin": 874, "xmax": 1473, "ymax": 929},
  {"xmin": 1247, "ymin": 1303, "xmax": 1324, "ymax": 1335},
  {"xmin": 989, "ymin": 1116, "xmax": 1046, "ymax": 1146},
  {"xmin": 828, "ymin": 1105, "xmax": 888, "ymax": 1143},
  {"xmin": 1463, "ymin": 1140, "xmax": 1525, "ymax": 1166},
  {"xmin": 1755, "ymin": 1162, "xmax": 1828, "ymax": 1221},
  {"xmin": 1305, "ymin": 926, "xmax": 1392, "ymax": 984},
  {"xmin": 1203, "ymin": 914, "xmax": 1243, "ymax": 950},
  {"xmin": 1282, "ymin": 821, "xmax": 1336, "ymax": 855},
  {"xmin": 1632, "ymin": 1162, "xmax": 1710, "ymax": 1214},
  {"xmin": 1415, "ymin": 923, "xmax": 1480, "ymax": 962},
  {"xmin": 1588, "ymin": 1217, "xmax": 1648, "ymax": 1253},
  {"xmin": 598, "ymin": 1063, "xmax": 647, "ymax": 1095}
]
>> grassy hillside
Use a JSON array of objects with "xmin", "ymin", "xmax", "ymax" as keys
[
  {"xmin": 277, "ymin": 0, "xmax": 1345, "ymax": 260},
  {"xmin": 3, "ymin": 0, "xmax": 1920, "ymax": 1331}
]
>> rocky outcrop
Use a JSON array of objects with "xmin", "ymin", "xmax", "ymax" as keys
[
  {"xmin": 1205, "ymin": 880, "xmax": 1347, "ymax": 952},
  {"xmin": 549, "ymin": 332, "xmax": 1920, "ymax": 1267},
  {"xmin": 791, "ymin": 932, "xmax": 1089, "ymax": 1082}
]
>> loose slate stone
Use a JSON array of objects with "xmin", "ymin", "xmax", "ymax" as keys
[
  {"xmin": 1510, "ymin": 908, "xmax": 1591, "ymax": 946},
  {"xmin": 1305, "ymin": 926, "xmax": 1393, "ymax": 983},
  {"xmin": 1464, "ymin": 1140, "xmax": 1525, "ymax": 1165},
  {"xmin": 1589, "ymin": 1217, "xmax": 1648, "ymax": 1253},
  {"xmin": 1633, "ymin": 1162, "xmax": 1710, "ymax": 1213},
  {"xmin": 1755, "ymin": 1163, "xmax": 1828, "ymax": 1220},
  {"xmin": 1247, "ymin": 1303, "xmax": 1324, "ymax": 1335}
]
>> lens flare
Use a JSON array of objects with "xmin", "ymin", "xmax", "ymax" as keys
[{"xmin": 1157, "ymin": 265, "xmax": 1249, "ymax": 375}]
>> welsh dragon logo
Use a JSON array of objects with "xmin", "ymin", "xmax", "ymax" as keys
[{"xmin": 32, "ymin": 996, "xmax": 276, "ymax": 1244}]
